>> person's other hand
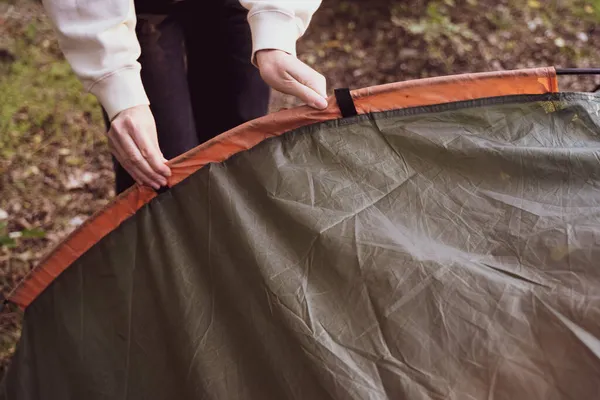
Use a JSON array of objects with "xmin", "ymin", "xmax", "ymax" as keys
[
  {"xmin": 107, "ymin": 105, "xmax": 171, "ymax": 190},
  {"xmin": 256, "ymin": 49, "xmax": 328, "ymax": 109}
]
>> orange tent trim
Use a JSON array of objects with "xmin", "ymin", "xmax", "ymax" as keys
[{"xmin": 7, "ymin": 67, "xmax": 559, "ymax": 309}]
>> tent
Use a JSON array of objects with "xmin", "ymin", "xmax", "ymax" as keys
[{"xmin": 2, "ymin": 67, "xmax": 600, "ymax": 399}]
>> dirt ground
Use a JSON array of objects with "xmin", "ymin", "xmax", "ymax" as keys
[{"xmin": 2, "ymin": 0, "xmax": 600, "ymax": 377}]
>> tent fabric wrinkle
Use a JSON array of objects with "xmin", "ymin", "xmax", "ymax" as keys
[
  {"xmin": 4, "ymin": 67, "xmax": 600, "ymax": 399},
  {"xmin": 6, "ymin": 67, "xmax": 558, "ymax": 309}
]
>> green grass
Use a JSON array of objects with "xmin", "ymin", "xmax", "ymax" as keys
[
  {"xmin": 0, "ymin": 12, "xmax": 109, "ymax": 377},
  {"xmin": 0, "ymin": 21, "xmax": 104, "ymax": 166},
  {"xmin": 567, "ymin": 0, "xmax": 600, "ymax": 22}
]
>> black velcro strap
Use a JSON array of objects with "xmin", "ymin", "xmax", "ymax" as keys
[{"xmin": 334, "ymin": 88, "xmax": 358, "ymax": 118}]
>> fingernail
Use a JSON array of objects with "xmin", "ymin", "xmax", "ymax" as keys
[{"xmin": 312, "ymin": 97, "xmax": 328, "ymax": 109}]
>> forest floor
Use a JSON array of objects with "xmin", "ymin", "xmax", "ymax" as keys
[{"xmin": 2, "ymin": 0, "xmax": 600, "ymax": 377}]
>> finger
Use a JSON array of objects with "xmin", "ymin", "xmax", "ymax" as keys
[
  {"xmin": 129, "ymin": 123, "xmax": 172, "ymax": 178},
  {"xmin": 280, "ymin": 73, "xmax": 328, "ymax": 110},
  {"xmin": 120, "ymin": 116, "xmax": 171, "ymax": 178},
  {"xmin": 110, "ymin": 130, "xmax": 167, "ymax": 188},
  {"xmin": 288, "ymin": 59, "xmax": 327, "ymax": 98},
  {"xmin": 109, "ymin": 138, "xmax": 161, "ymax": 189},
  {"xmin": 123, "ymin": 142, "xmax": 168, "ymax": 188},
  {"xmin": 286, "ymin": 60, "xmax": 328, "ymax": 109},
  {"xmin": 127, "ymin": 161, "xmax": 161, "ymax": 189},
  {"xmin": 259, "ymin": 58, "xmax": 327, "ymax": 109}
]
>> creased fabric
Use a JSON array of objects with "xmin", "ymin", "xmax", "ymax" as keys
[{"xmin": 3, "ymin": 93, "xmax": 600, "ymax": 399}]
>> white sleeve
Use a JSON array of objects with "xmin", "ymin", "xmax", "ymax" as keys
[
  {"xmin": 239, "ymin": 0, "xmax": 322, "ymax": 63},
  {"xmin": 41, "ymin": 0, "xmax": 149, "ymax": 120}
]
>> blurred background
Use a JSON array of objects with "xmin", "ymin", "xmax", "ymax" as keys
[{"xmin": 1, "ymin": 0, "xmax": 600, "ymax": 376}]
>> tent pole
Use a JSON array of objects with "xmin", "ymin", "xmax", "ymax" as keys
[{"xmin": 555, "ymin": 68, "xmax": 600, "ymax": 75}]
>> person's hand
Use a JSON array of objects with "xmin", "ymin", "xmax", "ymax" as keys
[
  {"xmin": 256, "ymin": 49, "xmax": 328, "ymax": 109},
  {"xmin": 107, "ymin": 105, "xmax": 171, "ymax": 190}
]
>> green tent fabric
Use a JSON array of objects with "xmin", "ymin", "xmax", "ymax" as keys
[{"xmin": 2, "ymin": 69, "xmax": 600, "ymax": 399}]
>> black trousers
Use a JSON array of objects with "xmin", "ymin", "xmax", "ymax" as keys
[{"xmin": 103, "ymin": 0, "xmax": 271, "ymax": 194}]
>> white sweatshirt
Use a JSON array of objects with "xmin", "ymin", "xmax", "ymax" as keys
[{"xmin": 40, "ymin": 0, "xmax": 322, "ymax": 120}]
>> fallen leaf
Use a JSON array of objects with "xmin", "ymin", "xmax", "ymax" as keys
[
  {"xmin": 21, "ymin": 228, "xmax": 45, "ymax": 239},
  {"xmin": 69, "ymin": 216, "xmax": 85, "ymax": 227},
  {"xmin": 399, "ymin": 48, "xmax": 420, "ymax": 58},
  {"xmin": 527, "ymin": 17, "xmax": 542, "ymax": 31},
  {"xmin": 577, "ymin": 32, "xmax": 589, "ymax": 42},
  {"xmin": 22, "ymin": 165, "xmax": 39, "ymax": 178},
  {"xmin": 15, "ymin": 218, "xmax": 31, "ymax": 230},
  {"xmin": 16, "ymin": 251, "xmax": 33, "ymax": 262},
  {"xmin": 64, "ymin": 171, "xmax": 99, "ymax": 190},
  {"xmin": 0, "ymin": 236, "xmax": 16, "ymax": 248},
  {"xmin": 81, "ymin": 172, "xmax": 95, "ymax": 184},
  {"xmin": 407, "ymin": 22, "xmax": 427, "ymax": 34},
  {"xmin": 323, "ymin": 40, "xmax": 341, "ymax": 49},
  {"xmin": 65, "ymin": 155, "xmax": 83, "ymax": 166}
]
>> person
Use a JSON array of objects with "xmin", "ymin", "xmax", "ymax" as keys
[{"xmin": 41, "ymin": 0, "xmax": 327, "ymax": 194}]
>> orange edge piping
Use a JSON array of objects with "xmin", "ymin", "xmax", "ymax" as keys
[{"xmin": 6, "ymin": 67, "xmax": 559, "ymax": 309}]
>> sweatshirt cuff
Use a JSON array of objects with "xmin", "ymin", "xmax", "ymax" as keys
[
  {"xmin": 88, "ymin": 67, "xmax": 150, "ymax": 121},
  {"xmin": 247, "ymin": 11, "xmax": 301, "ymax": 65}
]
